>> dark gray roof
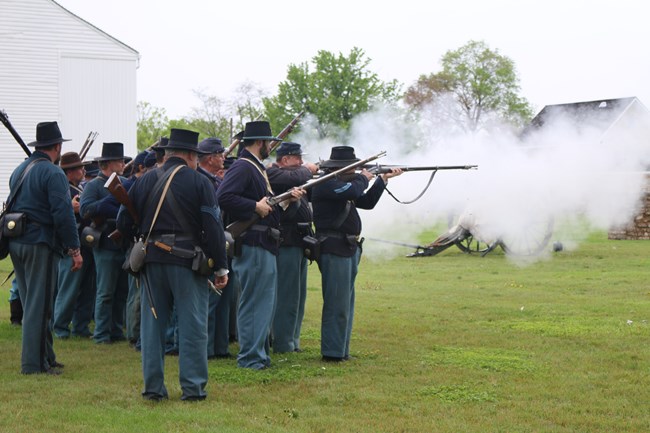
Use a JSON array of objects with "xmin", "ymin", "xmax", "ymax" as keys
[{"xmin": 521, "ymin": 97, "xmax": 638, "ymax": 138}]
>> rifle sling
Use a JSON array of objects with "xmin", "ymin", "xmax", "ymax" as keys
[
  {"xmin": 141, "ymin": 165, "xmax": 184, "ymax": 245},
  {"xmin": 384, "ymin": 170, "xmax": 437, "ymax": 205},
  {"xmin": 4, "ymin": 158, "xmax": 48, "ymax": 214}
]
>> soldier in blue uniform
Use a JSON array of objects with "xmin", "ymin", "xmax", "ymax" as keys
[
  {"xmin": 53, "ymin": 151, "xmax": 96, "ymax": 339},
  {"xmin": 312, "ymin": 146, "xmax": 401, "ymax": 362},
  {"xmin": 197, "ymin": 137, "xmax": 234, "ymax": 359},
  {"xmin": 267, "ymin": 142, "xmax": 318, "ymax": 353},
  {"xmin": 217, "ymin": 121, "xmax": 304, "ymax": 370},
  {"xmin": 117, "ymin": 128, "xmax": 228, "ymax": 401},
  {"xmin": 79, "ymin": 142, "xmax": 129, "ymax": 344},
  {"xmin": 7, "ymin": 121, "xmax": 82, "ymax": 374}
]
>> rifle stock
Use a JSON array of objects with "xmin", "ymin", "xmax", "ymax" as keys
[
  {"xmin": 0, "ymin": 109, "xmax": 31, "ymax": 156},
  {"xmin": 104, "ymin": 172, "xmax": 139, "ymax": 224},
  {"xmin": 226, "ymin": 150, "xmax": 387, "ymax": 238}
]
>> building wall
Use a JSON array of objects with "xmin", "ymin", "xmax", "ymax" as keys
[{"xmin": 0, "ymin": 0, "xmax": 138, "ymax": 201}]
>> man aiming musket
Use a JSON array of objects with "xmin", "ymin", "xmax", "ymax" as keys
[{"xmin": 310, "ymin": 146, "xmax": 403, "ymax": 363}]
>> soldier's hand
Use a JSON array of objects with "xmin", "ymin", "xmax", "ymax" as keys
[
  {"xmin": 255, "ymin": 197, "xmax": 273, "ymax": 218},
  {"xmin": 71, "ymin": 195, "xmax": 80, "ymax": 214},
  {"xmin": 359, "ymin": 169, "xmax": 374, "ymax": 181},
  {"xmin": 381, "ymin": 168, "xmax": 403, "ymax": 183},
  {"xmin": 303, "ymin": 162, "xmax": 319, "ymax": 174},
  {"xmin": 71, "ymin": 254, "xmax": 83, "ymax": 272},
  {"xmin": 287, "ymin": 187, "xmax": 306, "ymax": 203},
  {"xmin": 214, "ymin": 274, "xmax": 228, "ymax": 289}
]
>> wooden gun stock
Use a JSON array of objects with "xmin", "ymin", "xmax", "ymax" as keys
[{"xmin": 104, "ymin": 172, "xmax": 139, "ymax": 224}]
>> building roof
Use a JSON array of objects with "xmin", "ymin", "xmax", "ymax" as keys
[
  {"xmin": 51, "ymin": 0, "xmax": 139, "ymax": 58},
  {"xmin": 521, "ymin": 97, "xmax": 640, "ymax": 138}
]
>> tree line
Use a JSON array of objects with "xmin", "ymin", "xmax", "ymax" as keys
[{"xmin": 137, "ymin": 40, "xmax": 534, "ymax": 150}]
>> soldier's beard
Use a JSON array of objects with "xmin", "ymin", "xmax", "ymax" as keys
[{"xmin": 259, "ymin": 143, "xmax": 270, "ymax": 160}]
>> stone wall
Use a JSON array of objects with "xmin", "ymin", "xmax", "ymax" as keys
[{"xmin": 608, "ymin": 175, "xmax": 650, "ymax": 240}]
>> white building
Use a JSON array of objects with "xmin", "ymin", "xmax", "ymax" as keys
[{"xmin": 0, "ymin": 0, "xmax": 139, "ymax": 200}]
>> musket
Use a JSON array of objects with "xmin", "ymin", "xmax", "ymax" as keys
[
  {"xmin": 269, "ymin": 110, "xmax": 305, "ymax": 153},
  {"xmin": 226, "ymin": 150, "xmax": 387, "ymax": 239},
  {"xmin": 0, "ymin": 109, "xmax": 31, "ymax": 156},
  {"xmin": 79, "ymin": 131, "xmax": 98, "ymax": 160},
  {"xmin": 104, "ymin": 172, "xmax": 139, "ymax": 224},
  {"xmin": 364, "ymin": 164, "xmax": 478, "ymax": 174},
  {"xmin": 223, "ymin": 135, "xmax": 242, "ymax": 158},
  {"xmin": 78, "ymin": 131, "xmax": 93, "ymax": 160}
]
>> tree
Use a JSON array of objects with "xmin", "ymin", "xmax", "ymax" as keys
[
  {"xmin": 404, "ymin": 40, "xmax": 533, "ymax": 132},
  {"xmin": 264, "ymin": 47, "xmax": 402, "ymax": 140},
  {"xmin": 136, "ymin": 101, "xmax": 169, "ymax": 150},
  {"xmin": 181, "ymin": 83, "xmax": 267, "ymax": 144}
]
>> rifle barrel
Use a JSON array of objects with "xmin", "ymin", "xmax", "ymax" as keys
[
  {"xmin": 0, "ymin": 110, "xmax": 31, "ymax": 156},
  {"xmin": 269, "ymin": 110, "xmax": 305, "ymax": 153},
  {"xmin": 366, "ymin": 164, "xmax": 478, "ymax": 174}
]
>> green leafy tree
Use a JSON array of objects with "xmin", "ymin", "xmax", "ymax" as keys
[
  {"xmin": 264, "ymin": 47, "xmax": 402, "ymax": 140},
  {"xmin": 136, "ymin": 101, "xmax": 169, "ymax": 150},
  {"xmin": 404, "ymin": 40, "xmax": 533, "ymax": 132}
]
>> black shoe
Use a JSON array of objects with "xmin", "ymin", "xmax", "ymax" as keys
[
  {"xmin": 208, "ymin": 353, "xmax": 233, "ymax": 360},
  {"xmin": 50, "ymin": 361, "xmax": 65, "ymax": 368},
  {"xmin": 142, "ymin": 393, "xmax": 167, "ymax": 402},
  {"xmin": 322, "ymin": 355, "xmax": 344, "ymax": 363},
  {"xmin": 111, "ymin": 335, "xmax": 127, "ymax": 343},
  {"xmin": 181, "ymin": 395, "xmax": 206, "ymax": 402},
  {"xmin": 44, "ymin": 367, "xmax": 63, "ymax": 376},
  {"xmin": 9, "ymin": 299, "xmax": 23, "ymax": 326},
  {"xmin": 294, "ymin": 348, "xmax": 303, "ymax": 353}
]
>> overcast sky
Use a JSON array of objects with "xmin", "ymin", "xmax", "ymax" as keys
[{"xmin": 55, "ymin": 0, "xmax": 649, "ymax": 119}]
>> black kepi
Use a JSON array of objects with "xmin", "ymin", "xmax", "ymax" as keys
[
  {"xmin": 27, "ymin": 121, "xmax": 71, "ymax": 147},
  {"xmin": 319, "ymin": 146, "xmax": 360, "ymax": 168}
]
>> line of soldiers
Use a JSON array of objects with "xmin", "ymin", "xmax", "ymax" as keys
[{"xmin": 4, "ymin": 119, "xmax": 401, "ymax": 401}]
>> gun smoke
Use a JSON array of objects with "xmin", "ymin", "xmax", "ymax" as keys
[{"xmin": 291, "ymin": 101, "xmax": 650, "ymax": 264}]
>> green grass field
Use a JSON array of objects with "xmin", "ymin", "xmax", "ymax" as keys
[{"xmin": 1, "ymin": 230, "xmax": 649, "ymax": 432}]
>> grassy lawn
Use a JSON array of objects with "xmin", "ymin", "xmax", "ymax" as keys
[{"xmin": 1, "ymin": 230, "xmax": 649, "ymax": 432}]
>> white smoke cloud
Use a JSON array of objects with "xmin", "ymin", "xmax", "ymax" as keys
[{"xmin": 292, "ymin": 99, "xmax": 650, "ymax": 264}]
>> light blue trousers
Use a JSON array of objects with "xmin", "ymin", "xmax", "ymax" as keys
[
  {"xmin": 140, "ymin": 263, "xmax": 209, "ymax": 400},
  {"xmin": 318, "ymin": 250, "xmax": 360, "ymax": 359},
  {"xmin": 53, "ymin": 249, "xmax": 95, "ymax": 337},
  {"xmin": 233, "ymin": 245, "xmax": 277, "ymax": 370},
  {"xmin": 10, "ymin": 242, "xmax": 59, "ymax": 373},
  {"xmin": 92, "ymin": 248, "xmax": 128, "ymax": 343},
  {"xmin": 273, "ymin": 246, "xmax": 308, "ymax": 353}
]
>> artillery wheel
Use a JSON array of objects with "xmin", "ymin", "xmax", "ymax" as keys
[
  {"xmin": 455, "ymin": 234, "xmax": 492, "ymax": 255},
  {"xmin": 499, "ymin": 216, "xmax": 554, "ymax": 256}
]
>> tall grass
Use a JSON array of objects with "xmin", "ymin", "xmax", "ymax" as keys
[{"xmin": 1, "ymin": 230, "xmax": 649, "ymax": 432}]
